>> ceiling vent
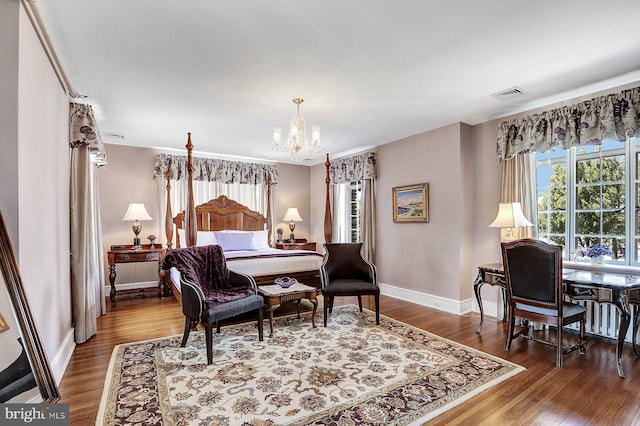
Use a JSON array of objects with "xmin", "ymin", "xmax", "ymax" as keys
[
  {"xmin": 103, "ymin": 132, "xmax": 125, "ymax": 140},
  {"xmin": 491, "ymin": 86, "xmax": 529, "ymax": 102}
]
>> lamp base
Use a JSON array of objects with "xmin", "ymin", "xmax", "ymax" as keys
[{"xmin": 289, "ymin": 233, "xmax": 295, "ymax": 243}]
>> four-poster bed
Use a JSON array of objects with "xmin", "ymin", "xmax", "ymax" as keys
[{"xmin": 160, "ymin": 134, "xmax": 333, "ymax": 303}]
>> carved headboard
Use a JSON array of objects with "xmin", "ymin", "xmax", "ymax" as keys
[{"xmin": 172, "ymin": 195, "xmax": 267, "ymax": 248}]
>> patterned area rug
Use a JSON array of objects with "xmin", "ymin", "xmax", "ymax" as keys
[{"xmin": 97, "ymin": 305, "xmax": 524, "ymax": 425}]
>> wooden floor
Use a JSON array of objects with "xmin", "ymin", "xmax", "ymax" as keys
[{"xmin": 59, "ymin": 293, "xmax": 640, "ymax": 425}]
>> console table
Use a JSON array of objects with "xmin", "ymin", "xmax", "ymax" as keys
[
  {"xmin": 107, "ymin": 245, "xmax": 165, "ymax": 305},
  {"xmin": 474, "ymin": 263, "xmax": 640, "ymax": 377}
]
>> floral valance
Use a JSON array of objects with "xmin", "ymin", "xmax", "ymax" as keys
[
  {"xmin": 153, "ymin": 154, "xmax": 279, "ymax": 186},
  {"xmin": 329, "ymin": 151, "xmax": 377, "ymax": 185},
  {"xmin": 496, "ymin": 86, "xmax": 640, "ymax": 160},
  {"xmin": 69, "ymin": 102, "xmax": 107, "ymax": 165}
]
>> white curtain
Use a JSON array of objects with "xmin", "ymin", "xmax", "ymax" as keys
[
  {"xmin": 69, "ymin": 103, "xmax": 107, "ymax": 344},
  {"xmin": 361, "ymin": 179, "xmax": 376, "ymax": 263},
  {"xmin": 157, "ymin": 178, "xmax": 271, "ymax": 246},
  {"xmin": 329, "ymin": 152, "xmax": 377, "ymax": 262},
  {"xmin": 331, "ymin": 183, "xmax": 350, "ymax": 243},
  {"xmin": 499, "ymin": 154, "xmax": 537, "ymax": 239}
]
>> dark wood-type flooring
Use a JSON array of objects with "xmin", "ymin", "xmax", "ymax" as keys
[{"xmin": 59, "ymin": 292, "xmax": 640, "ymax": 425}]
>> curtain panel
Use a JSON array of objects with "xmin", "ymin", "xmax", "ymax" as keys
[
  {"xmin": 329, "ymin": 151, "xmax": 377, "ymax": 184},
  {"xmin": 69, "ymin": 102, "xmax": 106, "ymax": 344},
  {"xmin": 153, "ymin": 154, "xmax": 279, "ymax": 186},
  {"xmin": 496, "ymin": 86, "xmax": 640, "ymax": 160},
  {"xmin": 69, "ymin": 103, "xmax": 107, "ymax": 165}
]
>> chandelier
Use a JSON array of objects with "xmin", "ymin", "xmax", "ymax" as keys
[{"xmin": 272, "ymin": 98, "xmax": 321, "ymax": 160}]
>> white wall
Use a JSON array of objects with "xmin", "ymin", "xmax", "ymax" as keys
[
  {"xmin": 0, "ymin": 3, "xmax": 73, "ymax": 382},
  {"xmin": 17, "ymin": 3, "xmax": 72, "ymax": 378}
]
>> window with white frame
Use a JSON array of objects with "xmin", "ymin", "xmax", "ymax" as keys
[
  {"xmin": 536, "ymin": 138, "xmax": 638, "ymax": 265},
  {"xmin": 349, "ymin": 181, "xmax": 362, "ymax": 243}
]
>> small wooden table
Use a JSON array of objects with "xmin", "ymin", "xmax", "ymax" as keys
[
  {"xmin": 107, "ymin": 245, "xmax": 165, "ymax": 305},
  {"xmin": 258, "ymin": 283, "xmax": 318, "ymax": 337}
]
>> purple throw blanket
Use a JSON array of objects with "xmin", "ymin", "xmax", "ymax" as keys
[{"xmin": 163, "ymin": 245, "xmax": 255, "ymax": 304}]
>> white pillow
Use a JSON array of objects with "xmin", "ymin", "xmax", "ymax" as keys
[
  {"xmin": 197, "ymin": 231, "xmax": 218, "ymax": 246},
  {"xmin": 214, "ymin": 232, "xmax": 255, "ymax": 251},
  {"xmin": 219, "ymin": 229, "xmax": 270, "ymax": 250},
  {"xmin": 251, "ymin": 230, "xmax": 270, "ymax": 250},
  {"xmin": 175, "ymin": 229, "xmax": 218, "ymax": 247}
]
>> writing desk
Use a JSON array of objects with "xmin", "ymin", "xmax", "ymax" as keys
[{"xmin": 474, "ymin": 263, "xmax": 640, "ymax": 377}]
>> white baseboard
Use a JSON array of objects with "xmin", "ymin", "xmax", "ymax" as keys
[
  {"xmin": 378, "ymin": 282, "xmax": 474, "ymax": 316},
  {"xmin": 50, "ymin": 328, "xmax": 76, "ymax": 385},
  {"xmin": 104, "ymin": 280, "xmax": 159, "ymax": 295}
]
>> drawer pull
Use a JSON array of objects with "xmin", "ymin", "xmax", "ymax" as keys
[{"xmin": 123, "ymin": 254, "xmax": 130, "ymax": 260}]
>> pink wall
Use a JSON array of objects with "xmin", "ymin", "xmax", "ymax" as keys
[{"xmin": 377, "ymin": 123, "xmax": 471, "ymax": 301}]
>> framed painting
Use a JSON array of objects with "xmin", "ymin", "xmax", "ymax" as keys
[
  {"xmin": 0, "ymin": 211, "xmax": 59, "ymax": 403},
  {"xmin": 392, "ymin": 183, "xmax": 429, "ymax": 223}
]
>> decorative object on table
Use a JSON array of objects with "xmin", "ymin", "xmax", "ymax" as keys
[
  {"xmin": 392, "ymin": 182, "xmax": 429, "ymax": 223},
  {"xmin": 147, "ymin": 234, "xmax": 157, "ymax": 249},
  {"xmin": 97, "ymin": 305, "xmax": 524, "ymax": 426},
  {"xmin": 585, "ymin": 244, "xmax": 612, "ymax": 264},
  {"xmin": 489, "ymin": 202, "xmax": 533, "ymax": 241},
  {"xmin": 282, "ymin": 207, "xmax": 303, "ymax": 243},
  {"xmin": 121, "ymin": 203, "xmax": 153, "ymax": 248},
  {"xmin": 274, "ymin": 276, "xmax": 298, "ymax": 288},
  {"xmin": 272, "ymin": 97, "xmax": 321, "ymax": 161},
  {"xmin": 276, "ymin": 227, "xmax": 283, "ymax": 243}
]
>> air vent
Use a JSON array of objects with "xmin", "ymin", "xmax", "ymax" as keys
[
  {"xmin": 491, "ymin": 86, "xmax": 529, "ymax": 102},
  {"xmin": 103, "ymin": 132, "xmax": 125, "ymax": 140}
]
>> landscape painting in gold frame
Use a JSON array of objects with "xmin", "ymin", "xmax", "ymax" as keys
[{"xmin": 392, "ymin": 183, "xmax": 429, "ymax": 223}]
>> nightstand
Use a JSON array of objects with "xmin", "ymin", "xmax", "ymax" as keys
[
  {"xmin": 275, "ymin": 239, "xmax": 317, "ymax": 251},
  {"xmin": 107, "ymin": 244, "xmax": 165, "ymax": 304}
]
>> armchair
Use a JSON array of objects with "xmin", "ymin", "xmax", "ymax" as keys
[
  {"xmin": 320, "ymin": 243, "xmax": 380, "ymax": 326},
  {"xmin": 501, "ymin": 238, "xmax": 587, "ymax": 367},
  {"xmin": 163, "ymin": 245, "xmax": 264, "ymax": 365}
]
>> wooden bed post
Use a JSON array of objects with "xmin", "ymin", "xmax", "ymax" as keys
[
  {"xmin": 185, "ymin": 133, "xmax": 197, "ymax": 247},
  {"xmin": 266, "ymin": 175, "xmax": 273, "ymax": 247},
  {"xmin": 165, "ymin": 161, "xmax": 173, "ymax": 250},
  {"xmin": 324, "ymin": 153, "xmax": 332, "ymax": 243}
]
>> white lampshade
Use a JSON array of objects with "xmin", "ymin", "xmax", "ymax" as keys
[
  {"xmin": 283, "ymin": 208, "xmax": 303, "ymax": 222},
  {"xmin": 121, "ymin": 203, "xmax": 153, "ymax": 221},
  {"xmin": 489, "ymin": 202, "xmax": 533, "ymax": 241},
  {"xmin": 121, "ymin": 203, "xmax": 153, "ymax": 247}
]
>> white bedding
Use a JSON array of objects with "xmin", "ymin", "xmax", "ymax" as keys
[{"xmin": 168, "ymin": 248, "xmax": 323, "ymax": 292}]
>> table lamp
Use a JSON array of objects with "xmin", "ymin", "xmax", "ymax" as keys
[
  {"xmin": 121, "ymin": 203, "xmax": 153, "ymax": 248},
  {"xmin": 283, "ymin": 208, "xmax": 303, "ymax": 243},
  {"xmin": 489, "ymin": 202, "xmax": 533, "ymax": 241}
]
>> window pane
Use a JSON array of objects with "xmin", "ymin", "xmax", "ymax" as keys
[
  {"xmin": 538, "ymin": 213, "xmax": 548, "ymax": 233},
  {"xmin": 550, "ymin": 163, "xmax": 567, "ymax": 186},
  {"xmin": 550, "ymin": 236, "xmax": 565, "ymax": 247},
  {"xmin": 576, "ymin": 185, "xmax": 599, "ymax": 209},
  {"xmin": 577, "ymin": 159, "xmax": 600, "ymax": 184},
  {"xmin": 602, "ymin": 184, "xmax": 625, "ymax": 208},
  {"xmin": 550, "ymin": 212, "xmax": 565, "ymax": 233},
  {"xmin": 601, "ymin": 155, "xmax": 624, "ymax": 182},
  {"xmin": 602, "ymin": 210, "xmax": 625, "ymax": 235},
  {"xmin": 604, "ymin": 237, "xmax": 625, "ymax": 261},
  {"xmin": 576, "ymin": 211, "xmax": 601, "ymax": 235}
]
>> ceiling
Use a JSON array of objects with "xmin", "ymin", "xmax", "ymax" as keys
[{"xmin": 35, "ymin": 0, "xmax": 640, "ymax": 165}]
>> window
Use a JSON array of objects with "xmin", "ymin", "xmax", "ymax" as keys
[
  {"xmin": 349, "ymin": 181, "xmax": 362, "ymax": 243},
  {"xmin": 536, "ymin": 138, "xmax": 636, "ymax": 266}
]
